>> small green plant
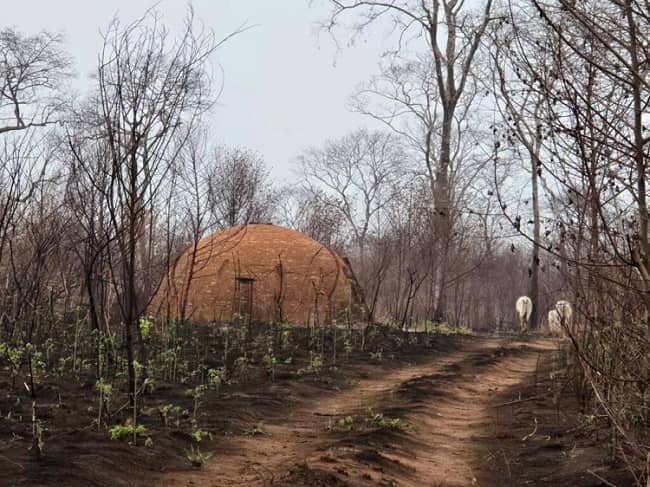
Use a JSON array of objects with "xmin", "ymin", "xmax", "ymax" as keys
[
  {"xmin": 427, "ymin": 322, "xmax": 474, "ymax": 335},
  {"xmin": 263, "ymin": 352, "xmax": 277, "ymax": 382},
  {"xmin": 143, "ymin": 376, "xmax": 156, "ymax": 394},
  {"xmin": 158, "ymin": 403, "xmax": 181, "ymax": 428},
  {"xmin": 207, "ymin": 367, "xmax": 225, "ymax": 392},
  {"xmin": 327, "ymin": 415, "xmax": 354, "ymax": 432},
  {"xmin": 33, "ymin": 419, "xmax": 45, "ymax": 454},
  {"xmin": 370, "ymin": 349, "xmax": 383, "ymax": 361},
  {"xmin": 298, "ymin": 352, "xmax": 323, "ymax": 376},
  {"xmin": 244, "ymin": 421, "xmax": 267, "ymax": 436},
  {"xmin": 131, "ymin": 360, "xmax": 146, "ymax": 444},
  {"xmin": 231, "ymin": 356, "xmax": 249, "ymax": 384},
  {"xmin": 192, "ymin": 428, "xmax": 211, "ymax": 442},
  {"xmin": 0, "ymin": 342, "xmax": 24, "ymax": 387},
  {"xmin": 95, "ymin": 378, "xmax": 113, "ymax": 431},
  {"xmin": 190, "ymin": 385, "xmax": 207, "ymax": 423},
  {"xmin": 44, "ymin": 338, "xmax": 56, "ymax": 366},
  {"xmin": 186, "ymin": 444, "xmax": 211, "ymax": 468},
  {"xmin": 109, "ymin": 423, "xmax": 148, "ymax": 441},
  {"xmin": 311, "ymin": 353, "xmax": 323, "ymax": 371},
  {"xmin": 364, "ymin": 409, "xmax": 401, "ymax": 429},
  {"xmin": 344, "ymin": 338, "xmax": 353, "ymax": 360},
  {"xmin": 24, "ymin": 343, "xmax": 46, "ymax": 375},
  {"xmin": 139, "ymin": 316, "xmax": 153, "ymax": 340},
  {"xmin": 281, "ymin": 329, "xmax": 291, "ymax": 350}
]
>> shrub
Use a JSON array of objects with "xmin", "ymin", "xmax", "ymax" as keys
[
  {"xmin": 244, "ymin": 421, "xmax": 267, "ymax": 436},
  {"xmin": 109, "ymin": 424, "xmax": 148, "ymax": 441},
  {"xmin": 364, "ymin": 409, "xmax": 401, "ymax": 429},
  {"xmin": 327, "ymin": 415, "xmax": 354, "ymax": 432}
]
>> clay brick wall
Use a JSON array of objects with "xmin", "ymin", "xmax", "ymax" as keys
[{"xmin": 149, "ymin": 224, "xmax": 367, "ymax": 325}]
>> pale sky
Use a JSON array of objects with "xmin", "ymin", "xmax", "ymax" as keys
[{"xmin": 4, "ymin": 0, "xmax": 390, "ymax": 183}]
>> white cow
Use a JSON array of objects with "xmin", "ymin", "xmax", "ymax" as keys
[
  {"xmin": 548, "ymin": 300, "xmax": 573, "ymax": 336},
  {"xmin": 555, "ymin": 300, "xmax": 573, "ymax": 327},
  {"xmin": 515, "ymin": 296, "xmax": 533, "ymax": 332}
]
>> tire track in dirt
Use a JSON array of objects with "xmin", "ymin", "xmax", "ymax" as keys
[{"xmin": 154, "ymin": 336, "xmax": 555, "ymax": 487}]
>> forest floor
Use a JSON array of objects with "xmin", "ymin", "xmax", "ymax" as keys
[{"xmin": 1, "ymin": 334, "xmax": 634, "ymax": 487}]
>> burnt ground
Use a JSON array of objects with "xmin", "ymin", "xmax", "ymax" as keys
[
  {"xmin": 0, "ymin": 334, "xmax": 635, "ymax": 487},
  {"xmin": 475, "ymin": 343, "xmax": 634, "ymax": 487}
]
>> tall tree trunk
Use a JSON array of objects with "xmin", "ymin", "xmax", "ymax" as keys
[
  {"xmin": 529, "ymin": 132, "xmax": 542, "ymax": 330},
  {"xmin": 432, "ymin": 110, "xmax": 453, "ymax": 323},
  {"xmin": 125, "ymin": 209, "xmax": 137, "ymax": 408}
]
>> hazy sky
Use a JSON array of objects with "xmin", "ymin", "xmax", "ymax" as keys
[{"xmin": 4, "ymin": 1, "xmax": 391, "ymax": 183}]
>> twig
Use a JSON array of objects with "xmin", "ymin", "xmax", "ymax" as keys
[
  {"xmin": 0, "ymin": 454, "xmax": 25, "ymax": 470},
  {"xmin": 586, "ymin": 469, "xmax": 618, "ymax": 487},
  {"xmin": 492, "ymin": 392, "xmax": 550, "ymax": 408},
  {"xmin": 502, "ymin": 451, "xmax": 512, "ymax": 478},
  {"xmin": 113, "ymin": 400, "xmax": 130, "ymax": 416},
  {"xmin": 521, "ymin": 417, "xmax": 538, "ymax": 441}
]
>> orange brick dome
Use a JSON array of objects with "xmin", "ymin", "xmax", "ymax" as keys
[{"xmin": 149, "ymin": 224, "xmax": 367, "ymax": 325}]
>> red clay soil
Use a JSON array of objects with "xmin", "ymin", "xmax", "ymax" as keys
[{"xmin": 2, "ymin": 335, "xmax": 633, "ymax": 487}]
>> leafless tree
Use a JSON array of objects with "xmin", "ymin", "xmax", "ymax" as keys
[
  {"xmin": 206, "ymin": 145, "xmax": 277, "ymax": 228},
  {"xmin": 0, "ymin": 27, "xmax": 72, "ymax": 457},
  {"xmin": 490, "ymin": 0, "xmax": 650, "ymax": 473},
  {"xmin": 278, "ymin": 187, "xmax": 348, "ymax": 250},
  {"xmin": 66, "ymin": 8, "xmax": 221, "ymax": 407},
  {"xmin": 166, "ymin": 129, "xmax": 215, "ymax": 325},
  {"xmin": 63, "ymin": 113, "xmax": 116, "ymax": 377},
  {"xmin": 298, "ymin": 129, "xmax": 406, "ymax": 320},
  {"xmin": 0, "ymin": 27, "xmax": 70, "ymax": 333},
  {"xmin": 325, "ymin": 0, "xmax": 495, "ymax": 321},
  {"xmin": 378, "ymin": 176, "xmax": 433, "ymax": 327},
  {"xmin": 0, "ymin": 28, "xmax": 71, "ymax": 134},
  {"xmin": 485, "ymin": 10, "xmax": 557, "ymax": 329}
]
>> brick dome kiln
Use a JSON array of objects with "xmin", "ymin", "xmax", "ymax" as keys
[{"xmin": 149, "ymin": 224, "xmax": 367, "ymax": 325}]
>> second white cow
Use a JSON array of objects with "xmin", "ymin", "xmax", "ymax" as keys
[{"xmin": 548, "ymin": 300, "xmax": 573, "ymax": 336}]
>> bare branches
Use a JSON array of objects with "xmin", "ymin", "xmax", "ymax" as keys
[
  {"xmin": 0, "ymin": 28, "xmax": 71, "ymax": 134},
  {"xmin": 206, "ymin": 146, "xmax": 278, "ymax": 229},
  {"xmin": 68, "ymin": 6, "xmax": 224, "ymax": 406},
  {"xmin": 298, "ymin": 129, "xmax": 406, "ymax": 247},
  {"xmin": 325, "ymin": 1, "xmax": 496, "ymax": 322}
]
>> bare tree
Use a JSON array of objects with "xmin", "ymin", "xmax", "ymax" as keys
[
  {"xmin": 206, "ymin": 145, "xmax": 277, "ymax": 228},
  {"xmin": 63, "ymin": 114, "xmax": 115, "ymax": 378},
  {"xmin": 299, "ymin": 130, "xmax": 404, "ymax": 252},
  {"xmin": 0, "ymin": 28, "xmax": 71, "ymax": 134},
  {"xmin": 485, "ymin": 12, "xmax": 556, "ymax": 329},
  {"xmin": 278, "ymin": 186, "xmax": 348, "ymax": 250},
  {"xmin": 0, "ymin": 27, "xmax": 71, "ymax": 457},
  {"xmin": 490, "ymin": 0, "xmax": 650, "ymax": 471},
  {"xmin": 168, "ymin": 129, "xmax": 214, "ymax": 325},
  {"xmin": 298, "ymin": 129, "xmax": 406, "ymax": 320},
  {"xmin": 0, "ymin": 27, "xmax": 70, "ymax": 324},
  {"xmin": 380, "ymin": 176, "xmax": 434, "ymax": 327},
  {"xmin": 326, "ymin": 0, "xmax": 495, "ymax": 322},
  {"xmin": 66, "ymin": 8, "xmax": 221, "ymax": 408}
]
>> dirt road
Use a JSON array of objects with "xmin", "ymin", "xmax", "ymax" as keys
[{"xmin": 154, "ymin": 336, "xmax": 556, "ymax": 487}]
